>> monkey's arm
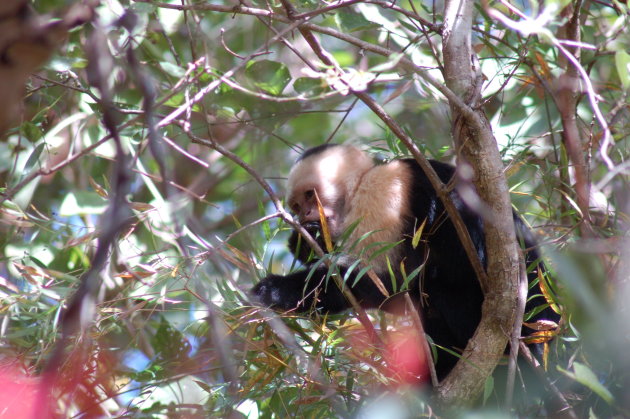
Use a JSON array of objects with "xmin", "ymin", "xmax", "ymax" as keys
[
  {"xmin": 252, "ymin": 265, "xmax": 351, "ymax": 313},
  {"xmin": 252, "ymin": 262, "xmax": 391, "ymax": 314}
]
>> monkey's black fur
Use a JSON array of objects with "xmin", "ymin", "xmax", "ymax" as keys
[{"xmin": 252, "ymin": 148, "xmax": 557, "ymax": 380}]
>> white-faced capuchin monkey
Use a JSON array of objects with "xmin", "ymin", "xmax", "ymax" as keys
[{"xmin": 252, "ymin": 144, "xmax": 558, "ymax": 380}]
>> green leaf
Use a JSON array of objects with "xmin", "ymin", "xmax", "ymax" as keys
[
  {"xmin": 163, "ymin": 92, "xmax": 185, "ymax": 107},
  {"xmin": 400, "ymin": 262, "xmax": 424, "ymax": 291},
  {"xmin": 131, "ymin": 1, "xmax": 156, "ymax": 13},
  {"xmin": 21, "ymin": 122, "xmax": 44, "ymax": 142},
  {"xmin": 152, "ymin": 317, "xmax": 192, "ymax": 363},
  {"xmin": 59, "ymin": 191, "xmax": 108, "ymax": 216},
  {"xmin": 573, "ymin": 363, "xmax": 614, "ymax": 404},
  {"xmin": 161, "ymin": 61, "xmax": 186, "ymax": 78},
  {"xmin": 614, "ymin": 49, "xmax": 630, "ymax": 88},
  {"xmin": 293, "ymin": 77, "xmax": 325, "ymax": 95},
  {"xmin": 483, "ymin": 375, "xmax": 494, "ymax": 404},
  {"xmin": 245, "ymin": 60, "xmax": 291, "ymax": 96},
  {"xmin": 258, "ymin": 200, "xmax": 271, "ymax": 240},
  {"xmin": 23, "ymin": 143, "xmax": 45, "ymax": 172},
  {"xmin": 559, "ymin": 362, "xmax": 614, "ymax": 405},
  {"xmin": 183, "ymin": 319, "xmax": 209, "ymax": 337},
  {"xmin": 334, "ymin": 9, "xmax": 377, "ymax": 32},
  {"xmin": 331, "ymin": 50, "xmax": 354, "ymax": 67}
]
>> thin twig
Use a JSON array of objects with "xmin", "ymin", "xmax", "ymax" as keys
[
  {"xmin": 220, "ymin": 28, "xmax": 271, "ymax": 60},
  {"xmin": 519, "ymin": 343, "xmax": 579, "ymax": 419},
  {"xmin": 156, "ymin": 18, "xmax": 310, "ymax": 129},
  {"xmin": 135, "ymin": 0, "xmax": 482, "ymax": 130},
  {"xmin": 505, "ymin": 259, "xmax": 528, "ymax": 407},
  {"xmin": 223, "ymin": 212, "xmax": 282, "ymax": 243},
  {"xmin": 487, "ymin": 3, "xmax": 614, "ymax": 169},
  {"xmin": 404, "ymin": 294, "xmax": 439, "ymax": 387},
  {"xmin": 0, "ymin": 60, "xmax": 209, "ymax": 208}
]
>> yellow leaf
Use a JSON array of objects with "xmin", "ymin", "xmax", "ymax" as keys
[
  {"xmin": 367, "ymin": 269, "xmax": 389, "ymax": 297},
  {"xmin": 313, "ymin": 189, "xmax": 333, "ymax": 252},
  {"xmin": 538, "ymin": 269, "xmax": 561, "ymax": 314},
  {"xmin": 522, "ymin": 329, "xmax": 557, "ymax": 345},
  {"xmin": 129, "ymin": 202, "xmax": 155, "ymax": 212},
  {"xmin": 411, "ymin": 218, "xmax": 427, "ymax": 249},
  {"xmin": 89, "ymin": 177, "xmax": 109, "ymax": 198},
  {"xmin": 522, "ymin": 319, "xmax": 558, "ymax": 332}
]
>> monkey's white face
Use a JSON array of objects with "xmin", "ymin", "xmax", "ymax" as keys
[
  {"xmin": 286, "ymin": 165, "xmax": 346, "ymax": 239},
  {"xmin": 286, "ymin": 146, "xmax": 374, "ymax": 240}
]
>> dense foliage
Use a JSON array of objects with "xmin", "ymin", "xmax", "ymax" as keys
[{"xmin": 0, "ymin": 0, "xmax": 628, "ymax": 417}]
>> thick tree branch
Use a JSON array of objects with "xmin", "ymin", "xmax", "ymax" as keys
[{"xmin": 439, "ymin": 0, "xmax": 521, "ymax": 405}]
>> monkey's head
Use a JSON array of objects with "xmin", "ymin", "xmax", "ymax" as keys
[{"xmin": 286, "ymin": 144, "xmax": 374, "ymax": 241}]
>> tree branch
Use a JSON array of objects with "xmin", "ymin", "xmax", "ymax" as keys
[{"xmin": 439, "ymin": 0, "xmax": 521, "ymax": 405}]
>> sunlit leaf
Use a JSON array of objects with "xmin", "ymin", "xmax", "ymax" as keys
[
  {"xmin": 59, "ymin": 191, "xmax": 107, "ymax": 216},
  {"xmin": 314, "ymin": 189, "xmax": 333, "ymax": 252},
  {"xmin": 89, "ymin": 176, "xmax": 108, "ymax": 198},
  {"xmin": 614, "ymin": 49, "xmax": 630, "ymax": 88},
  {"xmin": 411, "ymin": 218, "xmax": 427, "ymax": 249}
]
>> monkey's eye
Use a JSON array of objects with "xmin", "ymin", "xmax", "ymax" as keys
[
  {"xmin": 304, "ymin": 189, "xmax": 315, "ymax": 200},
  {"xmin": 290, "ymin": 203, "xmax": 300, "ymax": 214}
]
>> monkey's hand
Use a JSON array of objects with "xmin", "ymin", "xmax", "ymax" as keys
[
  {"xmin": 287, "ymin": 221, "xmax": 325, "ymax": 264},
  {"xmin": 251, "ymin": 273, "xmax": 313, "ymax": 312}
]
